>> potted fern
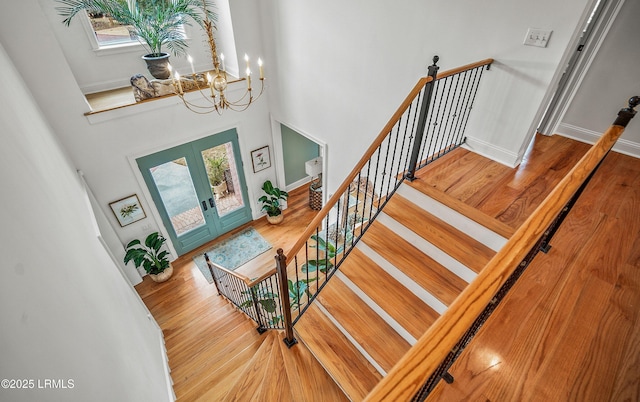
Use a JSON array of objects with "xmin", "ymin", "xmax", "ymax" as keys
[
  {"xmin": 124, "ymin": 232, "xmax": 173, "ymax": 282},
  {"xmin": 55, "ymin": 0, "xmax": 216, "ymax": 79},
  {"xmin": 259, "ymin": 180, "xmax": 289, "ymax": 224}
]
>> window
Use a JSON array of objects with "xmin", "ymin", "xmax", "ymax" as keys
[{"xmin": 86, "ymin": 11, "xmax": 137, "ymax": 47}]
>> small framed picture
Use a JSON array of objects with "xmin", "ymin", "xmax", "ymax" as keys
[
  {"xmin": 109, "ymin": 194, "xmax": 146, "ymax": 227},
  {"xmin": 251, "ymin": 145, "xmax": 271, "ymax": 173}
]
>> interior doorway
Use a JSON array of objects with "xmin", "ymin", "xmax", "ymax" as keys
[
  {"xmin": 536, "ymin": 0, "xmax": 625, "ymax": 135},
  {"xmin": 281, "ymin": 124, "xmax": 321, "ymax": 190},
  {"xmin": 136, "ymin": 129, "xmax": 252, "ymax": 256}
]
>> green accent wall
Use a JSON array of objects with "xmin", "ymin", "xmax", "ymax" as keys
[{"xmin": 281, "ymin": 124, "xmax": 320, "ymax": 186}]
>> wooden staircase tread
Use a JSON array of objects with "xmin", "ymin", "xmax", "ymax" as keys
[
  {"xmin": 170, "ymin": 319, "xmax": 261, "ymax": 388},
  {"xmin": 295, "ymin": 304, "xmax": 382, "ymax": 401},
  {"xmin": 340, "ymin": 247, "xmax": 439, "ymax": 338},
  {"xmin": 407, "ymin": 176, "xmax": 515, "ymax": 239},
  {"xmin": 221, "ymin": 331, "xmax": 278, "ymax": 401},
  {"xmin": 383, "ymin": 194, "xmax": 494, "ymax": 273},
  {"xmin": 169, "ymin": 312, "xmax": 257, "ymax": 364},
  {"xmin": 177, "ymin": 340, "xmax": 262, "ymax": 401},
  {"xmin": 278, "ymin": 331, "xmax": 349, "ymax": 402},
  {"xmin": 252, "ymin": 333, "xmax": 295, "ymax": 402},
  {"xmin": 317, "ymin": 277, "xmax": 412, "ymax": 372},
  {"xmin": 362, "ymin": 222, "xmax": 468, "ymax": 306}
]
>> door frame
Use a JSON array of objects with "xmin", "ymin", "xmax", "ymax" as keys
[
  {"xmin": 270, "ymin": 116, "xmax": 328, "ymax": 196},
  {"xmin": 536, "ymin": 0, "xmax": 626, "ymax": 136},
  {"xmin": 516, "ymin": 0, "xmax": 625, "ymax": 162},
  {"xmin": 127, "ymin": 124, "xmax": 256, "ymax": 258}
]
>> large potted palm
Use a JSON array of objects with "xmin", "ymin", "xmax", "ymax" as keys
[{"xmin": 55, "ymin": 0, "xmax": 216, "ymax": 79}]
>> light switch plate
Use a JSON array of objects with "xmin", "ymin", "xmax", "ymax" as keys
[{"xmin": 524, "ymin": 28, "xmax": 552, "ymax": 48}]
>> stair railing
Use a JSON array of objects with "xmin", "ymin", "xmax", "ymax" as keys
[
  {"xmin": 364, "ymin": 96, "xmax": 639, "ymax": 401},
  {"xmin": 202, "ymin": 57, "xmax": 493, "ymax": 340},
  {"xmin": 206, "ymin": 254, "xmax": 283, "ymax": 333},
  {"xmin": 275, "ymin": 57, "xmax": 494, "ymax": 346}
]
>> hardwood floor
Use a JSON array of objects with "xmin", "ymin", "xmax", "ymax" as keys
[
  {"xmin": 135, "ymin": 185, "xmax": 346, "ymax": 401},
  {"xmin": 136, "ymin": 134, "xmax": 640, "ymax": 401},
  {"xmin": 425, "ymin": 136, "xmax": 640, "ymax": 401}
]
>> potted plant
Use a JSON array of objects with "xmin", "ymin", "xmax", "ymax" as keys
[
  {"xmin": 259, "ymin": 180, "xmax": 289, "ymax": 224},
  {"xmin": 55, "ymin": 0, "xmax": 216, "ymax": 79},
  {"xmin": 206, "ymin": 154, "xmax": 228, "ymax": 199},
  {"xmin": 124, "ymin": 232, "xmax": 173, "ymax": 282}
]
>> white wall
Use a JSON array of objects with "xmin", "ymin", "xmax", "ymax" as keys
[
  {"xmin": 1, "ymin": 0, "xmax": 276, "ymax": 259},
  {"xmin": 557, "ymin": 0, "xmax": 640, "ymax": 157},
  {"xmin": 39, "ymin": 0, "xmax": 239, "ymax": 93},
  {"xmin": 0, "ymin": 43, "xmax": 171, "ymax": 402},
  {"xmin": 260, "ymin": 0, "xmax": 592, "ymax": 181}
]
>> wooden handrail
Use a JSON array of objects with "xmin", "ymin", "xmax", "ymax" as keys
[
  {"xmin": 435, "ymin": 58, "xmax": 494, "ymax": 80},
  {"xmin": 207, "ymin": 260, "xmax": 252, "ymax": 284},
  {"xmin": 282, "ymin": 58, "xmax": 494, "ymax": 262},
  {"xmin": 364, "ymin": 123, "xmax": 628, "ymax": 401}
]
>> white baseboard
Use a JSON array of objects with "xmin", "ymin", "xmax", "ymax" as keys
[
  {"xmin": 463, "ymin": 136, "xmax": 520, "ymax": 167},
  {"xmin": 556, "ymin": 123, "xmax": 640, "ymax": 158},
  {"xmin": 285, "ymin": 176, "xmax": 312, "ymax": 192}
]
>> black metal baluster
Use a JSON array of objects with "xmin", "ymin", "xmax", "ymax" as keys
[
  {"xmin": 440, "ymin": 74, "xmax": 462, "ymax": 157},
  {"xmin": 450, "ymin": 69, "xmax": 473, "ymax": 147},
  {"xmin": 250, "ymin": 285, "xmax": 267, "ymax": 334},
  {"xmin": 459, "ymin": 66, "xmax": 486, "ymax": 142}
]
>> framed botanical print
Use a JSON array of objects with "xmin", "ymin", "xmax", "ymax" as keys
[
  {"xmin": 109, "ymin": 194, "xmax": 146, "ymax": 227},
  {"xmin": 251, "ymin": 145, "xmax": 271, "ymax": 173}
]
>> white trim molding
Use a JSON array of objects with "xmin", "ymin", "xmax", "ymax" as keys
[
  {"xmin": 556, "ymin": 123, "xmax": 640, "ymax": 158},
  {"xmin": 463, "ymin": 136, "xmax": 521, "ymax": 168}
]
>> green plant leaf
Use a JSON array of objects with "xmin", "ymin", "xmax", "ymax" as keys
[{"xmin": 259, "ymin": 299, "xmax": 277, "ymax": 313}]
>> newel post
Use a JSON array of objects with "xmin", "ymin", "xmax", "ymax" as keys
[
  {"xmin": 275, "ymin": 248, "xmax": 297, "ymax": 348},
  {"xmin": 613, "ymin": 96, "xmax": 639, "ymax": 127},
  {"xmin": 405, "ymin": 55, "xmax": 440, "ymax": 181}
]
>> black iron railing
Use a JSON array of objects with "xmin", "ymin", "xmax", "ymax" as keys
[
  {"xmin": 275, "ymin": 57, "xmax": 494, "ymax": 346},
  {"xmin": 203, "ymin": 56, "xmax": 494, "ymax": 345},
  {"xmin": 206, "ymin": 254, "xmax": 283, "ymax": 332}
]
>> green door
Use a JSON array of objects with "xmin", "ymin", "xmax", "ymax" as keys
[{"xmin": 137, "ymin": 129, "xmax": 252, "ymax": 255}]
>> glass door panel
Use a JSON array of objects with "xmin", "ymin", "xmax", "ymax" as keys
[
  {"xmin": 150, "ymin": 157, "xmax": 205, "ymax": 235},
  {"xmin": 201, "ymin": 142, "xmax": 245, "ymax": 217},
  {"xmin": 137, "ymin": 128, "xmax": 252, "ymax": 256}
]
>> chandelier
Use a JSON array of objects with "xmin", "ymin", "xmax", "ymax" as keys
[{"xmin": 168, "ymin": 5, "xmax": 265, "ymax": 114}]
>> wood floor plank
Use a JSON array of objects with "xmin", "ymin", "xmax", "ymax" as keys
[
  {"xmin": 340, "ymin": 247, "xmax": 439, "ymax": 339},
  {"xmin": 295, "ymin": 304, "xmax": 382, "ymax": 401},
  {"xmin": 446, "ymin": 157, "xmax": 512, "ymax": 204},
  {"xmin": 362, "ymin": 222, "xmax": 467, "ymax": 306},
  {"xmin": 383, "ymin": 194, "xmax": 494, "ymax": 273}
]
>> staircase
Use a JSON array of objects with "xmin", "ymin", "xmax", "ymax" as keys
[
  {"xmin": 293, "ymin": 174, "xmax": 513, "ymax": 401},
  {"xmin": 217, "ymin": 330, "xmax": 348, "ymax": 402}
]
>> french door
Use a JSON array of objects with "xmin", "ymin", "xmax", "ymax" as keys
[{"xmin": 137, "ymin": 129, "xmax": 252, "ymax": 255}]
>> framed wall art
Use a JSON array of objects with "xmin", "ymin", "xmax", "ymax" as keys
[
  {"xmin": 251, "ymin": 145, "xmax": 271, "ymax": 173},
  {"xmin": 109, "ymin": 194, "xmax": 146, "ymax": 227}
]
